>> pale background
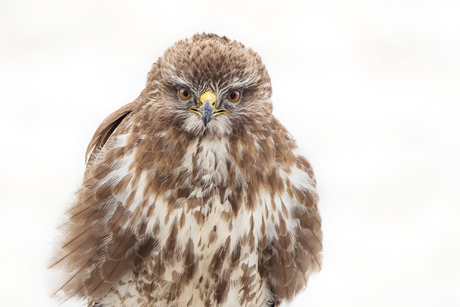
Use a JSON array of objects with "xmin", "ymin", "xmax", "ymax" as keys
[{"xmin": 1, "ymin": 0, "xmax": 459, "ymax": 306}]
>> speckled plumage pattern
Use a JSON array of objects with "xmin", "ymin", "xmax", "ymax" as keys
[{"xmin": 50, "ymin": 33, "xmax": 322, "ymax": 307}]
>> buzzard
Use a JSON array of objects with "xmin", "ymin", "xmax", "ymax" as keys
[{"xmin": 51, "ymin": 33, "xmax": 322, "ymax": 307}]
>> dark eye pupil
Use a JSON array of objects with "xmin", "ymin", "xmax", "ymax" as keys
[
  {"xmin": 183, "ymin": 90, "xmax": 189, "ymax": 97},
  {"xmin": 230, "ymin": 92, "xmax": 237, "ymax": 100}
]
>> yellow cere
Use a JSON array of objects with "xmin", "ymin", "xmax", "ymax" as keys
[{"xmin": 200, "ymin": 91, "xmax": 217, "ymax": 106}]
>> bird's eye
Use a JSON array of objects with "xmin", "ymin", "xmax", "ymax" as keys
[
  {"xmin": 227, "ymin": 90, "xmax": 240, "ymax": 102},
  {"xmin": 179, "ymin": 88, "xmax": 191, "ymax": 100}
]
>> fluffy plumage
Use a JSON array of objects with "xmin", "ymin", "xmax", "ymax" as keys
[{"xmin": 50, "ymin": 33, "xmax": 322, "ymax": 307}]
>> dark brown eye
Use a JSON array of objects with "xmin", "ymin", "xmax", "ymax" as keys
[
  {"xmin": 227, "ymin": 90, "xmax": 240, "ymax": 102},
  {"xmin": 179, "ymin": 88, "xmax": 191, "ymax": 100}
]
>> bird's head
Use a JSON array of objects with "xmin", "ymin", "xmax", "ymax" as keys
[{"xmin": 144, "ymin": 33, "xmax": 273, "ymax": 137}]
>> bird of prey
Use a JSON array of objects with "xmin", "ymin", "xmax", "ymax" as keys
[{"xmin": 51, "ymin": 33, "xmax": 322, "ymax": 307}]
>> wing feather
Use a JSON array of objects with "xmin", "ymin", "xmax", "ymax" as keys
[
  {"xmin": 50, "ymin": 101, "xmax": 160, "ymax": 302},
  {"xmin": 85, "ymin": 101, "xmax": 138, "ymax": 165}
]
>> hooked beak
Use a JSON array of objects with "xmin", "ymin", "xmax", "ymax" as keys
[
  {"xmin": 188, "ymin": 91, "xmax": 229, "ymax": 127},
  {"xmin": 200, "ymin": 100, "xmax": 214, "ymax": 127}
]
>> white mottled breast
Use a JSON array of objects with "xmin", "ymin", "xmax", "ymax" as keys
[{"xmin": 95, "ymin": 135, "xmax": 316, "ymax": 307}]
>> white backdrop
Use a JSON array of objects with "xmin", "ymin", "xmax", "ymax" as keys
[{"xmin": 1, "ymin": 0, "xmax": 459, "ymax": 306}]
